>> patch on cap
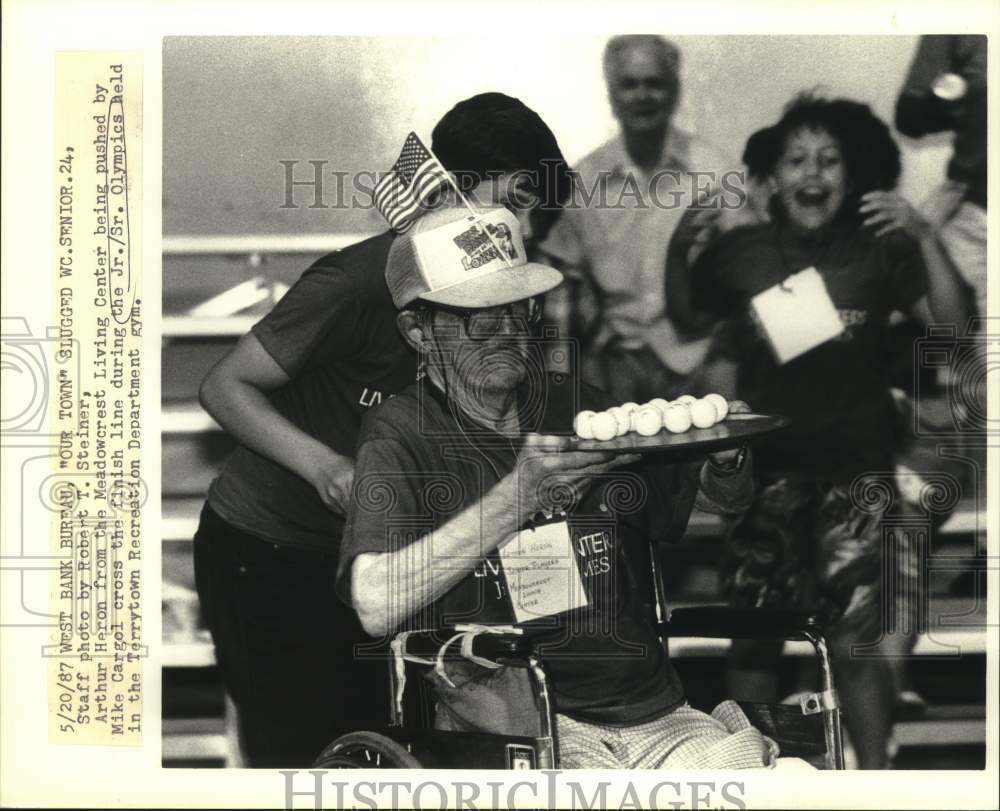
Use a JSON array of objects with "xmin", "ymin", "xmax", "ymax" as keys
[
  {"xmin": 413, "ymin": 207, "xmax": 524, "ymax": 294},
  {"xmin": 385, "ymin": 204, "xmax": 563, "ymax": 310}
]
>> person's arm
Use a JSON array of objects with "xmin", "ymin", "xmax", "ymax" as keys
[
  {"xmin": 859, "ymin": 191, "xmax": 974, "ymax": 324},
  {"xmin": 693, "ymin": 402, "xmax": 755, "ymax": 517},
  {"xmin": 199, "ymin": 331, "xmax": 356, "ymax": 512},
  {"xmin": 665, "ymin": 202, "xmax": 726, "ymax": 333},
  {"xmin": 199, "ymin": 256, "xmax": 370, "ymax": 513},
  {"xmin": 695, "ymin": 449, "xmax": 754, "ymax": 516},
  {"xmin": 350, "ymin": 472, "xmax": 524, "ymax": 638},
  {"xmin": 666, "ymin": 141, "xmax": 753, "ymax": 333},
  {"xmin": 911, "ymin": 231, "xmax": 975, "ymax": 325},
  {"xmin": 895, "ymin": 35, "xmax": 958, "ymax": 137},
  {"xmin": 625, "ymin": 402, "xmax": 754, "ymax": 548},
  {"xmin": 349, "ymin": 436, "xmax": 638, "ymax": 637}
]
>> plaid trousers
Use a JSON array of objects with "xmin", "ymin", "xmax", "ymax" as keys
[{"xmin": 557, "ymin": 700, "xmax": 779, "ymax": 769}]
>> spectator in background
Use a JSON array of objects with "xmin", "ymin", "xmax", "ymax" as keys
[
  {"xmin": 194, "ymin": 93, "xmax": 571, "ymax": 767},
  {"xmin": 895, "ymin": 34, "xmax": 987, "ymax": 319},
  {"xmin": 671, "ymin": 94, "xmax": 973, "ymax": 769},
  {"xmin": 540, "ymin": 35, "xmax": 735, "ymax": 402}
]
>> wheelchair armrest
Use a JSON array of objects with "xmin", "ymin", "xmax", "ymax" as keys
[
  {"xmin": 662, "ymin": 605, "xmax": 825, "ymax": 642},
  {"xmin": 468, "ymin": 634, "xmax": 537, "ymax": 665},
  {"xmin": 393, "ymin": 629, "xmax": 536, "ymax": 667}
]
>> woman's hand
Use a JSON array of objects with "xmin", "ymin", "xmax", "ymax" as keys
[
  {"xmin": 858, "ymin": 194, "xmax": 973, "ymax": 327},
  {"xmin": 859, "ymin": 191, "xmax": 932, "ymax": 240}
]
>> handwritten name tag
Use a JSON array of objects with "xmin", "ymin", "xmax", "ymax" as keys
[
  {"xmin": 750, "ymin": 267, "xmax": 844, "ymax": 364},
  {"xmin": 498, "ymin": 521, "xmax": 589, "ymax": 624}
]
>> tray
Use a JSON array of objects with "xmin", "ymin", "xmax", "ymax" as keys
[{"xmin": 569, "ymin": 412, "xmax": 789, "ymax": 456}]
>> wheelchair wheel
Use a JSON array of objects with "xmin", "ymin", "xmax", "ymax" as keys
[{"xmin": 313, "ymin": 731, "xmax": 423, "ymax": 769}]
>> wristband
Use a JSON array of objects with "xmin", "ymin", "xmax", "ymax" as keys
[{"xmin": 709, "ymin": 444, "xmax": 748, "ymax": 475}]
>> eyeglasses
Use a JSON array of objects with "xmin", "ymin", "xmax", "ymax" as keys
[{"xmin": 423, "ymin": 297, "xmax": 543, "ymax": 342}]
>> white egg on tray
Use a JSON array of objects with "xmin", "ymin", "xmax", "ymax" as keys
[
  {"xmin": 704, "ymin": 393, "xmax": 729, "ymax": 421},
  {"xmin": 570, "ymin": 394, "xmax": 784, "ymax": 456},
  {"xmin": 575, "ymin": 394, "xmax": 734, "ymax": 443},
  {"xmin": 662, "ymin": 404, "xmax": 693, "ymax": 434},
  {"xmin": 574, "ymin": 410, "xmax": 597, "ymax": 439},
  {"xmin": 608, "ymin": 406, "xmax": 631, "ymax": 436},
  {"xmin": 647, "ymin": 397, "xmax": 671, "ymax": 415},
  {"xmin": 631, "ymin": 405, "xmax": 663, "ymax": 436},
  {"xmin": 589, "ymin": 411, "xmax": 618, "ymax": 441},
  {"xmin": 690, "ymin": 397, "xmax": 719, "ymax": 429}
]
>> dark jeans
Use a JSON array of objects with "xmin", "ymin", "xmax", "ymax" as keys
[{"xmin": 193, "ymin": 504, "xmax": 387, "ymax": 767}]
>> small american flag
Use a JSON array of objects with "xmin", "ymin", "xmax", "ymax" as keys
[{"xmin": 372, "ymin": 132, "xmax": 451, "ymax": 233}]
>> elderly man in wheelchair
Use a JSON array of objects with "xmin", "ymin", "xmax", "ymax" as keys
[{"xmin": 328, "ymin": 203, "xmax": 842, "ymax": 770}]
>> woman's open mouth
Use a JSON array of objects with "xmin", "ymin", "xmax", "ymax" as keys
[{"xmin": 794, "ymin": 187, "xmax": 831, "ymax": 207}]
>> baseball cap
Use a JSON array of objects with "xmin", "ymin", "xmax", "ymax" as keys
[{"xmin": 385, "ymin": 205, "xmax": 563, "ymax": 310}]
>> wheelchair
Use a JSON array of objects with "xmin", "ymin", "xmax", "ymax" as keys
[{"xmin": 315, "ymin": 539, "xmax": 846, "ymax": 770}]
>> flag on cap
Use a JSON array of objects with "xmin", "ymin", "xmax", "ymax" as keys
[{"xmin": 372, "ymin": 132, "xmax": 451, "ymax": 233}]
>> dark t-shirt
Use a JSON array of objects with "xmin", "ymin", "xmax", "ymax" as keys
[
  {"xmin": 336, "ymin": 374, "xmax": 750, "ymax": 725},
  {"xmin": 691, "ymin": 220, "xmax": 926, "ymax": 481},
  {"xmin": 207, "ymin": 232, "xmax": 416, "ymax": 551},
  {"xmin": 895, "ymin": 35, "xmax": 987, "ymax": 209}
]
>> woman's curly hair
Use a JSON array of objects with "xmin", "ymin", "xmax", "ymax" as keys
[{"xmin": 742, "ymin": 92, "xmax": 902, "ymax": 221}]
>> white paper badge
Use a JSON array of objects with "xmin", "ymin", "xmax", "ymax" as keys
[
  {"xmin": 750, "ymin": 267, "xmax": 844, "ymax": 363},
  {"xmin": 498, "ymin": 521, "xmax": 589, "ymax": 624}
]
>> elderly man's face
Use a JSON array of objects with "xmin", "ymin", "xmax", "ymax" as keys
[
  {"xmin": 607, "ymin": 45, "xmax": 676, "ymax": 134},
  {"xmin": 427, "ymin": 300, "xmax": 536, "ymax": 396}
]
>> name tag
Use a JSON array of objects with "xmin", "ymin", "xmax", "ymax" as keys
[
  {"xmin": 750, "ymin": 267, "xmax": 843, "ymax": 363},
  {"xmin": 498, "ymin": 521, "xmax": 589, "ymax": 624}
]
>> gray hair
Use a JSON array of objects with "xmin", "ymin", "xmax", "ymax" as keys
[{"xmin": 602, "ymin": 35, "xmax": 681, "ymax": 84}]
